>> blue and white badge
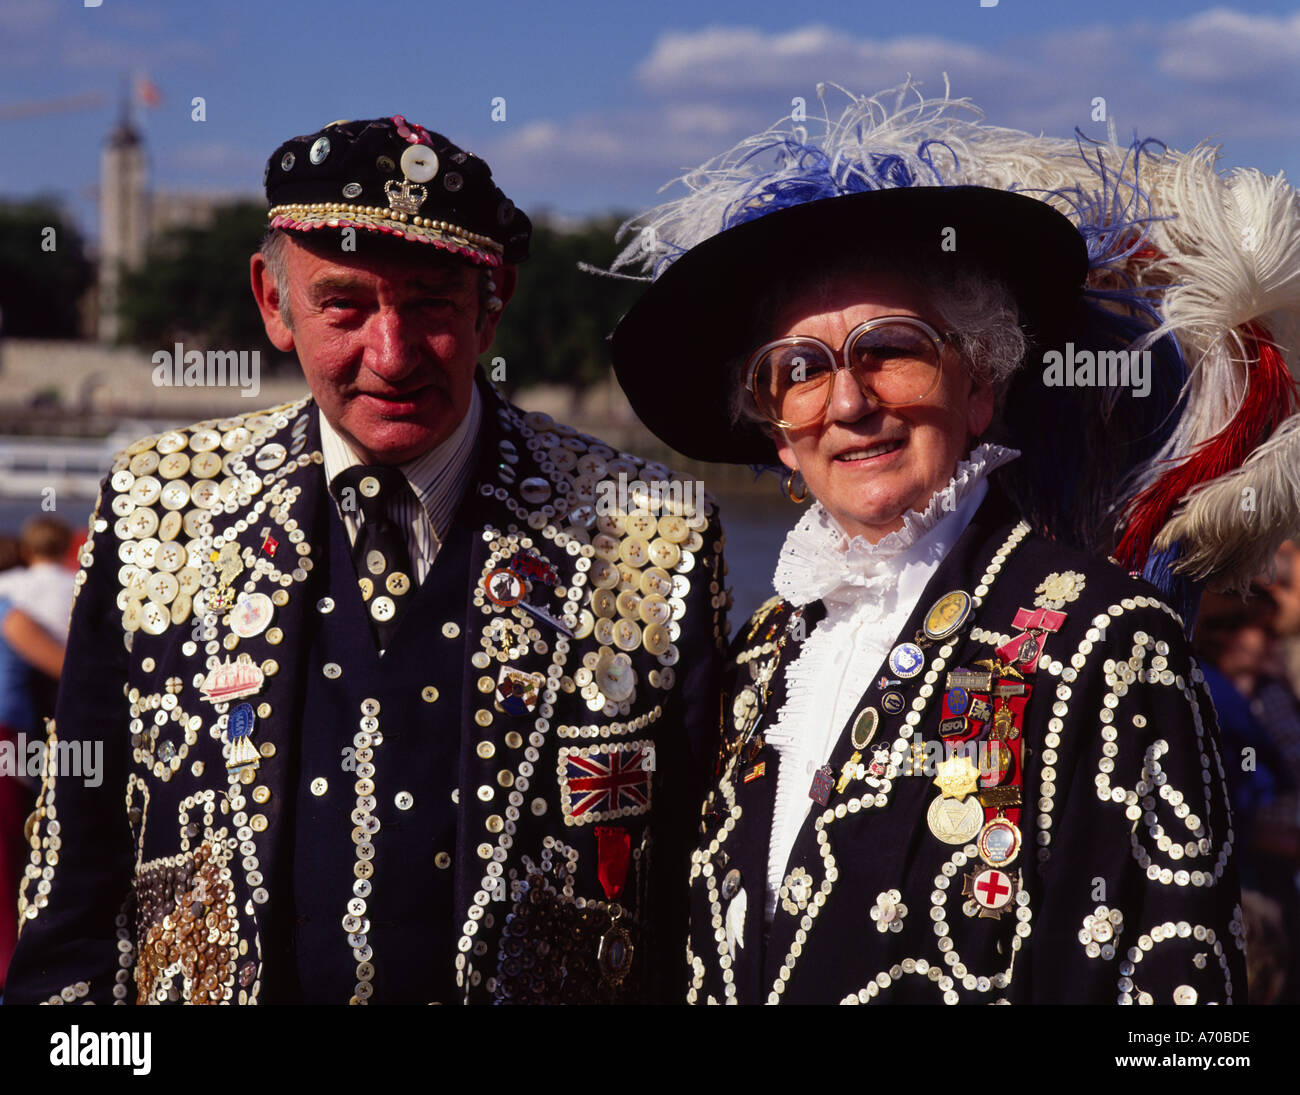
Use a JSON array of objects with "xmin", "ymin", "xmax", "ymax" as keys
[
  {"xmin": 946, "ymin": 686, "xmax": 970, "ymax": 716},
  {"xmin": 224, "ymin": 702, "xmax": 260, "ymax": 774},
  {"xmin": 228, "ymin": 702, "xmax": 255, "ymax": 740},
  {"xmin": 888, "ymin": 642, "xmax": 925, "ymax": 679}
]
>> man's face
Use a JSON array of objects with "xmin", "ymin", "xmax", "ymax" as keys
[
  {"xmin": 251, "ymin": 236, "xmax": 509, "ymax": 465},
  {"xmin": 770, "ymin": 272, "xmax": 994, "ymax": 543}
]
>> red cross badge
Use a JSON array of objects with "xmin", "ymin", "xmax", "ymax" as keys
[{"xmin": 963, "ymin": 867, "xmax": 1020, "ymax": 919}]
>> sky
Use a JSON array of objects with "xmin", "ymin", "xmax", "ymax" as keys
[{"xmin": 0, "ymin": 0, "xmax": 1296, "ymax": 241}]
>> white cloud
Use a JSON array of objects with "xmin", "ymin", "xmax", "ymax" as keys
[
  {"xmin": 0, "ymin": 0, "xmax": 56, "ymax": 34},
  {"xmin": 1156, "ymin": 8, "xmax": 1300, "ymax": 81},
  {"xmin": 484, "ymin": 12, "xmax": 1297, "ymax": 212},
  {"xmin": 637, "ymin": 24, "xmax": 997, "ymax": 98}
]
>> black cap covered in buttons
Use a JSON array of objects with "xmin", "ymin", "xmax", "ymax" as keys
[{"xmin": 264, "ymin": 115, "xmax": 531, "ymax": 266}]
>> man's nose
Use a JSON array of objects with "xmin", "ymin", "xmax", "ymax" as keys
[
  {"xmin": 363, "ymin": 307, "xmax": 422, "ymax": 380},
  {"xmin": 824, "ymin": 363, "xmax": 879, "ymax": 424}
]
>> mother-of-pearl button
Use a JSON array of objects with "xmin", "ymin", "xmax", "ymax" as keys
[{"xmin": 400, "ymin": 143, "xmax": 438, "ymax": 183}]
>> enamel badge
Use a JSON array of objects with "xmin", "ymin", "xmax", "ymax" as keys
[
  {"xmin": 230, "ymin": 591, "xmax": 274, "ymax": 639},
  {"xmin": 200, "ymin": 656, "xmax": 265, "ymax": 704},
  {"xmin": 963, "ymin": 868, "xmax": 1020, "ymax": 919},
  {"xmin": 888, "ymin": 642, "xmax": 925, "ymax": 679},
  {"xmin": 923, "ymin": 589, "xmax": 971, "ymax": 641},
  {"xmin": 225, "ymin": 702, "xmax": 260, "ymax": 773},
  {"xmin": 495, "ymin": 667, "xmax": 545, "ymax": 716},
  {"xmin": 977, "ymin": 816, "xmax": 1022, "ymax": 868}
]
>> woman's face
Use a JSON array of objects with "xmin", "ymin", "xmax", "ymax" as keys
[{"xmin": 768, "ymin": 272, "xmax": 995, "ymax": 543}]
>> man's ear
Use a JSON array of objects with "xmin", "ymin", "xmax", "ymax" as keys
[
  {"xmin": 250, "ymin": 253, "xmax": 295, "ymax": 353},
  {"xmin": 476, "ymin": 264, "xmax": 518, "ymax": 352}
]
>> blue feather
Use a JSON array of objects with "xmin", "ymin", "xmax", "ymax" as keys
[{"xmin": 1141, "ymin": 541, "xmax": 1203, "ymax": 637}]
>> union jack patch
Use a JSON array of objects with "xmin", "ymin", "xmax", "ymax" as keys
[{"xmin": 557, "ymin": 741, "xmax": 652, "ymax": 826}]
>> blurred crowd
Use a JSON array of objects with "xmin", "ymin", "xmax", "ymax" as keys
[{"xmin": 1194, "ymin": 540, "xmax": 1300, "ymax": 1004}]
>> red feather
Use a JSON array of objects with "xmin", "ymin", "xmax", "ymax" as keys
[{"xmin": 1116, "ymin": 322, "xmax": 1298, "ymax": 569}]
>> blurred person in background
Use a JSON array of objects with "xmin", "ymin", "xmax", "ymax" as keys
[
  {"xmin": 0, "ymin": 517, "xmax": 75, "ymax": 724},
  {"xmin": 1207, "ymin": 542, "xmax": 1300, "ymax": 1003},
  {"xmin": 1194, "ymin": 592, "xmax": 1292, "ymax": 854},
  {"xmin": 0, "ymin": 523, "xmax": 73, "ymax": 993}
]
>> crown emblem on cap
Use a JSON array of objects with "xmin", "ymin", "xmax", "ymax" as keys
[{"xmin": 384, "ymin": 178, "xmax": 427, "ymax": 215}]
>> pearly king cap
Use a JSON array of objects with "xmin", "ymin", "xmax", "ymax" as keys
[{"xmin": 264, "ymin": 115, "xmax": 532, "ymax": 267}]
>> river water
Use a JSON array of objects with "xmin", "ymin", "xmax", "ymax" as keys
[{"xmin": 0, "ymin": 485, "xmax": 798, "ymax": 631}]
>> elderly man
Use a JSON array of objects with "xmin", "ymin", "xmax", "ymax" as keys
[
  {"xmin": 609, "ymin": 88, "xmax": 1264, "ymax": 1004},
  {"xmin": 6, "ymin": 116, "xmax": 726, "ymax": 1004}
]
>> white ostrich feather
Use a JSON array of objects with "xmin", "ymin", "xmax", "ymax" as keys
[
  {"xmin": 601, "ymin": 78, "xmax": 1300, "ymax": 587},
  {"xmin": 607, "ymin": 80, "xmax": 1098, "ymax": 280},
  {"xmin": 1154, "ymin": 412, "xmax": 1300, "ymax": 587},
  {"xmin": 1126, "ymin": 154, "xmax": 1300, "ymax": 495}
]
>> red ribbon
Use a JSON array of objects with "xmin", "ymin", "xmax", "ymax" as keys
[
  {"xmin": 595, "ymin": 826, "xmax": 631, "ymax": 899},
  {"xmin": 1011, "ymin": 607, "xmax": 1066, "ymax": 632}
]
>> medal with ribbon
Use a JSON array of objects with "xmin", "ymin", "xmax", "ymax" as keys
[{"xmin": 482, "ymin": 548, "xmax": 573, "ymax": 637}]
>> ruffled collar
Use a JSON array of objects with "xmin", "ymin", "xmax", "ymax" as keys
[{"xmin": 773, "ymin": 443, "xmax": 1020, "ymax": 606}]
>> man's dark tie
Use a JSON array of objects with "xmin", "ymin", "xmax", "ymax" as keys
[{"xmin": 329, "ymin": 465, "xmax": 417, "ymax": 650}]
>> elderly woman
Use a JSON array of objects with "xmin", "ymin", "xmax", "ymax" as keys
[{"xmin": 604, "ymin": 87, "xmax": 1292, "ymax": 1004}]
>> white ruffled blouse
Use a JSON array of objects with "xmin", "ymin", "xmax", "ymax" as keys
[{"xmin": 762, "ymin": 443, "xmax": 1019, "ymax": 922}]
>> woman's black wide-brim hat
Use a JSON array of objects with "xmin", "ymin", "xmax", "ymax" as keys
[{"xmin": 611, "ymin": 186, "xmax": 1088, "ymax": 465}]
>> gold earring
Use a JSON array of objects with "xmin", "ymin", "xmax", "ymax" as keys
[{"xmin": 783, "ymin": 470, "xmax": 808, "ymax": 504}]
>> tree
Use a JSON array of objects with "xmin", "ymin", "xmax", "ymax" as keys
[
  {"xmin": 0, "ymin": 200, "xmax": 94, "ymax": 338},
  {"xmin": 117, "ymin": 201, "xmax": 289, "ymax": 363},
  {"xmin": 490, "ymin": 215, "xmax": 644, "ymax": 395}
]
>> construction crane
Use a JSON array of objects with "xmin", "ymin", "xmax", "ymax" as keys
[{"xmin": 0, "ymin": 92, "xmax": 107, "ymax": 123}]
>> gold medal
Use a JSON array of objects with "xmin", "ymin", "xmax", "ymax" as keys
[
  {"xmin": 927, "ymin": 794, "xmax": 983, "ymax": 844},
  {"xmin": 933, "ymin": 754, "xmax": 981, "ymax": 799}
]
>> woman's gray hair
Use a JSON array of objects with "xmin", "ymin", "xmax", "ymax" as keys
[{"xmin": 727, "ymin": 259, "xmax": 1026, "ymax": 427}]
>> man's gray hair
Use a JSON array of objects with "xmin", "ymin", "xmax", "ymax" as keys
[
  {"xmin": 259, "ymin": 227, "xmax": 500, "ymax": 333},
  {"xmin": 728, "ymin": 260, "xmax": 1026, "ymax": 428},
  {"xmin": 260, "ymin": 228, "xmax": 295, "ymax": 329}
]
